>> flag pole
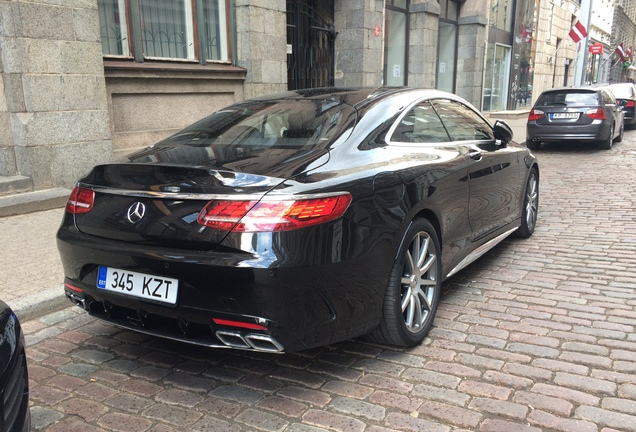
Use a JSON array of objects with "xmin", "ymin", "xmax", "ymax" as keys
[{"xmin": 574, "ymin": 0, "xmax": 593, "ymax": 85}]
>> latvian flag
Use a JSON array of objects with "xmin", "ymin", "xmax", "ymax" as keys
[
  {"xmin": 615, "ymin": 43, "xmax": 627, "ymax": 62},
  {"xmin": 569, "ymin": 20, "xmax": 587, "ymax": 43}
]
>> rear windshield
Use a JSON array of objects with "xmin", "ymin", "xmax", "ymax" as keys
[
  {"xmin": 609, "ymin": 84, "xmax": 634, "ymax": 99},
  {"xmin": 157, "ymin": 98, "xmax": 352, "ymax": 151},
  {"xmin": 536, "ymin": 91, "xmax": 598, "ymax": 106}
]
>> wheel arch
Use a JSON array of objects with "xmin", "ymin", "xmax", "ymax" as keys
[
  {"xmin": 413, "ymin": 209, "xmax": 442, "ymax": 248},
  {"xmin": 393, "ymin": 209, "xmax": 442, "ymax": 261}
]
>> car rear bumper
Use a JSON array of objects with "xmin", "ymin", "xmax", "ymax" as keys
[
  {"xmin": 57, "ymin": 224, "xmax": 391, "ymax": 353},
  {"xmin": 526, "ymin": 122, "xmax": 611, "ymax": 143}
]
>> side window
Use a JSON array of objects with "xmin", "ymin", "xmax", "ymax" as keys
[
  {"xmin": 603, "ymin": 90, "xmax": 615, "ymax": 105},
  {"xmin": 431, "ymin": 99, "xmax": 495, "ymax": 141},
  {"xmin": 390, "ymin": 101, "xmax": 450, "ymax": 143}
]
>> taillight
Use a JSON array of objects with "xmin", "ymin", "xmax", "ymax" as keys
[
  {"xmin": 586, "ymin": 108, "xmax": 607, "ymax": 120},
  {"xmin": 528, "ymin": 109, "xmax": 543, "ymax": 121},
  {"xmin": 66, "ymin": 186, "xmax": 95, "ymax": 214},
  {"xmin": 197, "ymin": 193, "xmax": 352, "ymax": 232},
  {"xmin": 626, "ymin": 100, "xmax": 635, "ymax": 107}
]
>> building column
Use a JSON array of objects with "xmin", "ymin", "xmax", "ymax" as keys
[
  {"xmin": 0, "ymin": 0, "xmax": 113, "ymax": 189},
  {"xmin": 333, "ymin": 0, "xmax": 384, "ymax": 87},
  {"xmin": 455, "ymin": 16, "xmax": 488, "ymax": 107},
  {"xmin": 235, "ymin": 0, "xmax": 287, "ymax": 99},
  {"xmin": 408, "ymin": 1, "xmax": 439, "ymax": 89}
]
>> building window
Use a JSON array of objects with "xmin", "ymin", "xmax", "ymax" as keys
[
  {"xmin": 98, "ymin": 0, "xmax": 230, "ymax": 63},
  {"xmin": 384, "ymin": 0, "xmax": 409, "ymax": 86},
  {"xmin": 437, "ymin": 0, "xmax": 459, "ymax": 92},
  {"xmin": 489, "ymin": 0, "xmax": 514, "ymax": 33}
]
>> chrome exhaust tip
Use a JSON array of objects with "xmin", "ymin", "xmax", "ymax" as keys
[
  {"xmin": 65, "ymin": 291, "xmax": 88, "ymax": 310},
  {"xmin": 215, "ymin": 330, "xmax": 284, "ymax": 353}
]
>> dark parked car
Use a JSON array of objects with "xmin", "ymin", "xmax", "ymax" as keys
[
  {"xmin": 526, "ymin": 86, "xmax": 624, "ymax": 150},
  {"xmin": 57, "ymin": 87, "xmax": 539, "ymax": 353},
  {"xmin": 0, "ymin": 301, "xmax": 30, "ymax": 432},
  {"xmin": 608, "ymin": 82, "xmax": 636, "ymax": 128}
]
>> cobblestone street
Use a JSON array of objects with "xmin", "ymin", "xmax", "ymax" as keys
[{"xmin": 23, "ymin": 132, "xmax": 636, "ymax": 432}]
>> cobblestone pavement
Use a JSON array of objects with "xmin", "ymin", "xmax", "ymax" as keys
[{"xmin": 23, "ymin": 132, "xmax": 636, "ymax": 432}]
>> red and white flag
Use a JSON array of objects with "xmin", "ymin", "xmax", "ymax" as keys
[
  {"xmin": 569, "ymin": 20, "xmax": 587, "ymax": 43},
  {"xmin": 616, "ymin": 43, "xmax": 627, "ymax": 62}
]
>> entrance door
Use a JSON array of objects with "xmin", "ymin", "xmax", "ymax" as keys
[
  {"xmin": 484, "ymin": 43, "xmax": 511, "ymax": 111},
  {"xmin": 286, "ymin": 0, "xmax": 335, "ymax": 90}
]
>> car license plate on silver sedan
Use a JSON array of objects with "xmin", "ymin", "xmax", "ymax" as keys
[
  {"xmin": 551, "ymin": 113, "xmax": 579, "ymax": 119},
  {"xmin": 97, "ymin": 266, "xmax": 178, "ymax": 304}
]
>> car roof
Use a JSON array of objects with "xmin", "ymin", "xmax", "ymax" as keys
[{"xmin": 246, "ymin": 86, "xmax": 472, "ymax": 110}]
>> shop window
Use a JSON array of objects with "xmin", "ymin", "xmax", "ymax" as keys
[
  {"xmin": 437, "ymin": 0, "xmax": 459, "ymax": 92},
  {"xmin": 98, "ymin": 0, "xmax": 229, "ymax": 63},
  {"xmin": 384, "ymin": 1, "xmax": 409, "ymax": 86}
]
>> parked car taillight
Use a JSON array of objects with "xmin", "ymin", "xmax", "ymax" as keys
[
  {"xmin": 585, "ymin": 108, "xmax": 607, "ymax": 120},
  {"xmin": 66, "ymin": 186, "xmax": 95, "ymax": 214},
  {"xmin": 626, "ymin": 100, "xmax": 635, "ymax": 107},
  {"xmin": 197, "ymin": 193, "xmax": 353, "ymax": 232},
  {"xmin": 528, "ymin": 109, "xmax": 543, "ymax": 121}
]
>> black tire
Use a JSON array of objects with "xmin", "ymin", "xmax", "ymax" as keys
[
  {"xmin": 526, "ymin": 140, "xmax": 541, "ymax": 151},
  {"xmin": 369, "ymin": 219, "xmax": 442, "ymax": 347},
  {"xmin": 600, "ymin": 125, "xmax": 614, "ymax": 150},
  {"xmin": 514, "ymin": 167, "xmax": 539, "ymax": 238}
]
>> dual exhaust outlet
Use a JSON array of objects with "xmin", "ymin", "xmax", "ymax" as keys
[{"xmin": 65, "ymin": 291, "xmax": 284, "ymax": 353}]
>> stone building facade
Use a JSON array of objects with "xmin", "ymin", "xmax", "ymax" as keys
[
  {"xmin": 610, "ymin": 1, "xmax": 636, "ymax": 82},
  {"xmin": 0, "ymin": 0, "xmax": 620, "ymax": 207}
]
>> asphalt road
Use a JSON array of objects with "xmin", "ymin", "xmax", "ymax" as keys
[{"xmin": 17, "ymin": 128, "xmax": 636, "ymax": 431}]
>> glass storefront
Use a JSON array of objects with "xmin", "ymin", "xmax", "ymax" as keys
[
  {"xmin": 483, "ymin": 0, "xmax": 536, "ymax": 111},
  {"xmin": 436, "ymin": 1, "xmax": 459, "ymax": 92},
  {"xmin": 383, "ymin": 2, "xmax": 408, "ymax": 86},
  {"xmin": 484, "ymin": 43, "xmax": 511, "ymax": 111}
]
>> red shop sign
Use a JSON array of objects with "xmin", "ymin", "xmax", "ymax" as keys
[{"xmin": 590, "ymin": 43, "xmax": 603, "ymax": 55}]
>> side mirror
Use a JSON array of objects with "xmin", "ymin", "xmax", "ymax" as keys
[{"xmin": 493, "ymin": 119, "xmax": 513, "ymax": 144}]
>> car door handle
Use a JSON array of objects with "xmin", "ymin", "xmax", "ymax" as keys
[{"xmin": 469, "ymin": 150, "xmax": 482, "ymax": 160}]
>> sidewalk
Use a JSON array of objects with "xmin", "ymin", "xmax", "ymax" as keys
[
  {"xmin": 0, "ymin": 114, "xmax": 529, "ymax": 322},
  {"xmin": 0, "ymin": 208, "xmax": 68, "ymax": 320}
]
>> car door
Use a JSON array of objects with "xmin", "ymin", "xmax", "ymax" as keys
[
  {"xmin": 385, "ymin": 99, "xmax": 474, "ymax": 272},
  {"xmin": 430, "ymin": 98, "xmax": 521, "ymax": 240}
]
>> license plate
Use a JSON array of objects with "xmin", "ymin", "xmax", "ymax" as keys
[
  {"xmin": 97, "ymin": 266, "xmax": 178, "ymax": 304},
  {"xmin": 551, "ymin": 113, "xmax": 579, "ymax": 119}
]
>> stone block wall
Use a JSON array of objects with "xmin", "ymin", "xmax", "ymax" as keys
[
  {"xmin": 0, "ymin": 0, "xmax": 113, "ymax": 189},
  {"xmin": 408, "ymin": 1, "xmax": 440, "ymax": 89},
  {"xmin": 456, "ymin": 16, "xmax": 488, "ymax": 107},
  {"xmin": 235, "ymin": 0, "xmax": 287, "ymax": 99},
  {"xmin": 334, "ymin": 0, "xmax": 384, "ymax": 87}
]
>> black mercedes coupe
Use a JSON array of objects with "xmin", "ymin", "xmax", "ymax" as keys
[{"xmin": 57, "ymin": 87, "xmax": 539, "ymax": 353}]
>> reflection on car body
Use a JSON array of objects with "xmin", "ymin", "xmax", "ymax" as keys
[{"xmin": 57, "ymin": 87, "xmax": 539, "ymax": 353}]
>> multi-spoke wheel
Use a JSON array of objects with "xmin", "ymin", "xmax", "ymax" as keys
[
  {"xmin": 369, "ymin": 218, "xmax": 441, "ymax": 346},
  {"xmin": 515, "ymin": 167, "xmax": 539, "ymax": 238}
]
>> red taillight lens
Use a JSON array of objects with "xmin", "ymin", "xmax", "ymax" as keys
[
  {"xmin": 626, "ymin": 100, "xmax": 635, "ymax": 107},
  {"xmin": 212, "ymin": 318, "xmax": 268, "ymax": 331},
  {"xmin": 66, "ymin": 186, "xmax": 95, "ymax": 214},
  {"xmin": 586, "ymin": 108, "xmax": 607, "ymax": 120},
  {"xmin": 197, "ymin": 193, "xmax": 353, "ymax": 232},
  {"xmin": 64, "ymin": 283, "xmax": 83, "ymax": 293},
  {"xmin": 528, "ymin": 109, "xmax": 543, "ymax": 121}
]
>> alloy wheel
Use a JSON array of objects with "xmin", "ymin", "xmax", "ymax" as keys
[
  {"xmin": 400, "ymin": 231, "xmax": 438, "ymax": 333},
  {"xmin": 525, "ymin": 172, "xmax": 539, "ymax": 232}
]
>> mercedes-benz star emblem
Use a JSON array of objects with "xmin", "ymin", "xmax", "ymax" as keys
[{"xmin": 126, "ymin": 202, "xmax": 146, "ymax": 224}]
